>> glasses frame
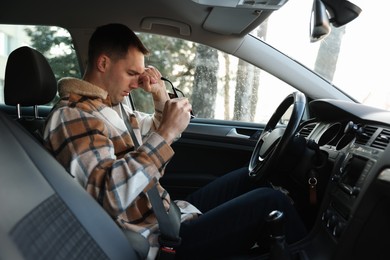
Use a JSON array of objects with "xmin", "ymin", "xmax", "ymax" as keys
[{"xmin": 161, "ymin": 77, "xmax": 195, "ymax": 118}]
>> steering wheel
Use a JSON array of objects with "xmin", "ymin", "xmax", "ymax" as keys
[{"xmin": 249, "ymin": 91, "xmax": 306, "ymax": 182}]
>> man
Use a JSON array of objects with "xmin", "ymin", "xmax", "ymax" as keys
[{"xmin": 44, "ymin": 23, "xmax": 306, "ymax": 259}]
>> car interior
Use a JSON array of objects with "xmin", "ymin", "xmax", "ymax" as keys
[
  {"xmin": 4, "ymin": 46, "xmax": 57, "ymax": 141},
  {"xmin": 1, "ymin": 0, "xmax": 390, "ymax": 259}
]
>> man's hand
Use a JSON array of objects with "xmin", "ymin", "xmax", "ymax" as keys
[
  {"xmin": 139, "ymin": 65, "xmax": 169, "ymax": 102},
  {"xmin": 157, "ymin": 97, "xmax": 192, "ymax": 145}
]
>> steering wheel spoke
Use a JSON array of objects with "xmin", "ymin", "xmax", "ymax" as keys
[{"xmin": 249, "ymin": 92, "xmax": 306, "ymax": 183}]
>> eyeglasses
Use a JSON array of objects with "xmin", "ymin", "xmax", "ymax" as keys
[{"xmin": 161, "ymin": 77, "xmax": 195, "ymax": 119}]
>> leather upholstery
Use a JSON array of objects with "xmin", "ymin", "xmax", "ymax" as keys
[
  {"xmin": 4, "ymin": 46, "xmax": 57, "ymax": 106},
  {"xmin": 0, "ymin": 110, "xmax": 141, "ymax": 259}
]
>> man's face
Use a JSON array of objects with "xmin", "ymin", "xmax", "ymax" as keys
[{"xmin": 103, "ymin": 47, "xmax": 145, "ymax": 105}]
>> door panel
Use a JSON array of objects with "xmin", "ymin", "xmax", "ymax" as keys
[{"xmin": 162, "ymin": 118, "xmax": 265, "ymax": 200}]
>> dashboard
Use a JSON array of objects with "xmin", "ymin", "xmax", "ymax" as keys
[{"xmin": 292, "ymin": 99, "xmax": 390, "ymax": 259}]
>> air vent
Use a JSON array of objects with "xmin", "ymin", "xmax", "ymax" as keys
[
  {"xmin": 355, "ymin": 125, "xmax": 377, "ymax": 145},
  {"xmin": 371, "ymin": 128, "xmax": 390, "ymax": 150},
  {"xmin": 299, "ymin": 123, "xmax": 317, "ymax": 138}
]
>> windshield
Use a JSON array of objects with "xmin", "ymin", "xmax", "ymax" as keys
[{"xmin": 254, "ymin": 0, "xmax": 390, "ymax": 110}]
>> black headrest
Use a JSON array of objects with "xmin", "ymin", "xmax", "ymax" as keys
[{"xmin": 4, "ymin": 46, "xmax": 57, "ymax": 106}]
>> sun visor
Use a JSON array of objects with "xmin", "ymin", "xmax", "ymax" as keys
[
  {"xmin": 203, "ymin": 7, "xmax": 262, "ymax": 34},
  {"xmin": 193, "ymin": 0, "xmax": 287, "ymax": 35},
  {"xmin": 192, "ymin": 0, "xmax": 288, "ymax": 10}
]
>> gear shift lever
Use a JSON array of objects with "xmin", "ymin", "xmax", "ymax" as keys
[{"xmin": 266, "ymin": 210, "xmax": 291, "ymax": 260}]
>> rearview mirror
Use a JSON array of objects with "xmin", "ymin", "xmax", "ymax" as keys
[{"xmin": 310, "ymin": 0, "xmax": 331, "ymax": 42}]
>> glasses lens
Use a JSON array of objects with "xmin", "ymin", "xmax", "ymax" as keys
[{"xmin": 168, "ymin": 93, "xmax": 176, "ymax": 99}]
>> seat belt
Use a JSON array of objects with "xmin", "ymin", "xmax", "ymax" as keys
[
  {"xmin": 120, "ymin": 103, "xmax": 182, "ymax": 259},
  {"xmin": 147, "ymin": 186, "xmax": 182, "ymax": 259}
]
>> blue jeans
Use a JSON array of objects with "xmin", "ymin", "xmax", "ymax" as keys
[{"xmin": 176, "ymin": 167, "xmax": 307, "ymax": 259}]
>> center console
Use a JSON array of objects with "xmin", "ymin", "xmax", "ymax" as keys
[{"xmin": 321, "ymin": 144, "xmax": 379, "ymax": 239}]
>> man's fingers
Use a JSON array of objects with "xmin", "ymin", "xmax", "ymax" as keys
[
  {"xmin": 144, "ymin": 66, "xmax": 161, "ymax": 83},
  {"xmin": 167, "ymin": 97, "xmax": 192, "ymax": 115}
]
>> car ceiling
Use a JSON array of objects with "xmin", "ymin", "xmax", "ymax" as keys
[
  {"xmin": 1, "ymin": 0, "xmax": 277, "ymax": 48},
  {"xmin": 1, "ymin": 0, "xmax": 360, "ymax": 38},
  {"xmin": 1, "ymin": 0, "xmax": 358, "ymax": 102}
]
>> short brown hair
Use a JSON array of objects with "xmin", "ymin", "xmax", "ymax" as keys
[{"xmin": 87, "ymin": 23, "xmax": 149, "ymax": 67}]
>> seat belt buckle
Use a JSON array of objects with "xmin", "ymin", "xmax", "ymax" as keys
[
  {"xmin": 157, "ymin": 235, "xmax": 181, "ymax": 259},
  {"xmin": 157, "ymin": 247, "xmax": 176, "ymax": 260},
  {"xmin": 160, "ymin": 246, "xmax": 176, "ymax": 254}
]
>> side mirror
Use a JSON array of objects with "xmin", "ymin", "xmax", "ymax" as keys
[{"xmin": 310, "ymin": 0, "xmax": 331, "ymax": 42}]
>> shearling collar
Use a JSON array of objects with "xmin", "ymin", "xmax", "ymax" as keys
[{"xmin": 58, "ymin": 77, "xmax": 108, "ymax": 100}]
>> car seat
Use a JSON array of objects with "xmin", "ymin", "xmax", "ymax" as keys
[
  {"xmin": 4, "ymin": 46, "xmax": 57, "ymax": 141},
  {"xmin": 0, "ymin": 109, "xmax": 144, "ymax": 259},
  {"xmin": 0, "ymin": 46, "xmax": 149, "ymax": 259}
]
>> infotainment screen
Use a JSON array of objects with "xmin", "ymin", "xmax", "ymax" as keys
[{"xmin": 341, "ymin": 155, "xmax": 367, "ymax": 188}]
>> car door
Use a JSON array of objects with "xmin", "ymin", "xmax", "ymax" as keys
[
  {"xmin": 162, "ymin": 118, "xmax": 264, "ymax": 200},
  {"xmin": 130, "ymin": 33, "xmax": 298, "ymax": 200}
]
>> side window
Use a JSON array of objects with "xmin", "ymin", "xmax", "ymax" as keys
[
  {"xmin": 131, "ymin": 33, "xmax": 295, "ymax": 124},
  {"xmin": 0, "ymin": 24, "xmax": 80, "ymax": 105}
]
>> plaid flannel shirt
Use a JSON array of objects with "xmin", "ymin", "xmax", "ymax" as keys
[{"xmin": 43, "ymin": 77, "xmax": 200, "ymax": 259}]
